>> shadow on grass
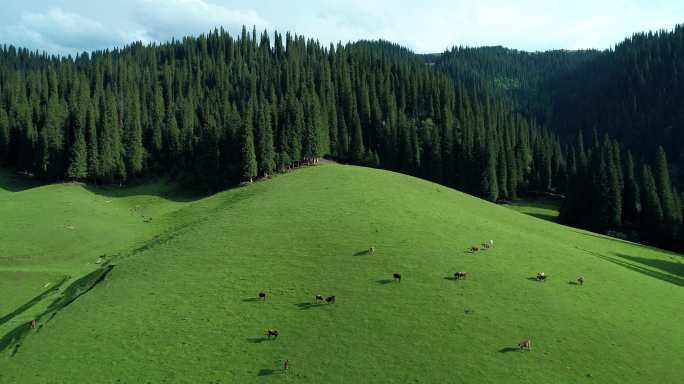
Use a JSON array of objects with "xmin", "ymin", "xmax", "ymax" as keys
[
  {"xmin": 0, "ymin": 170, "xmax": 44, "ymax": 193},
  {"xmin": 0, "ymin": 276, "xmax": 69, "ymax": 327},
  {"xmin": 568, "ymin": 281, "xmax": 579, "ymax": 285},
  {"xmin": 498, "ymin": 347, "xmax": 520, "ymax": 353},
  {"xmin": 0, "ymin": 264, "xmax": 115, "ymax": 356},
  {"xmin": 295, "ymin": 302, "xmax": 326, "ymax": 310},
  {"xmin": 242, "ymin": 298, "xmax": 261, "ymax": 303},
  {"xmin": 525, "ymin": 212, "xmax": 559, "ymax": 223},
  {"xmin": 376, "ymin": 279, "xmax": 394, "ymax": 285},
  {"xmin": 353, "ymin": 249, "xmax": 371, "ymax": 256},
  {"xmin": 582, "ymin": 249, "xmax": 684, "ymax": 287},
  {"xmin": 247, "ymin": 337, "xmax": 270, "ymax": 344},
  {"xmin": 258, "ymin": 369, "xmax": 278, "ymax": 376},
  {"xmin": 526, "ymin": 277, "xmax": 541, "ymax": 282},
  {"xmin": 444, "ymin": 276, "xmax": 456, "ymax": 281}
]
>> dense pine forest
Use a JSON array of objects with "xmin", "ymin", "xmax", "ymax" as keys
[
  {"xmin": 0, "ymin": 27, "xmax": 560, "ymax": 200},
  {"xmin": 436, "ymin": 27, "xmax": 684, "ymax": 251},
  {"xmin": 1, "ymin": 25, "xmax": 683, "ymax": 251}
]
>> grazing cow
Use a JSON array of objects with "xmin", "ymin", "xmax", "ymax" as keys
[
  {"xmin": 519, "ymin": 339, "xmax": 532, "ymax": 351},
  {"xmin": 393, "ymin": 273, "xmax": 402, "ymax": 282},
  {"xmin": 470, "ymin": 246, "xmax": 480, "ymax": 253},
  {"xmin": 369, "ymin": 246, "xmax": 375, "ymax": 255},
  {"xmin": 454, "ymin": 271, "xmax": 467, "ymax": 280},
  {"xmin": 577, "ymin": 276, "xmax": 584, "ymax": 286},
  {"xmin": 284, "ymin": 359, "xmax": 289, "ymax": 372},
  {"xmin": 266, "ymin": 329, "xmax": 279, "ymax": 339},
  {"xmin": 325, "ymin": 295, "xmax": 336, "ymax": 304},
  {"xmin": 30, "ymin": 319, "xmax": 36, "ymax": 329},
  {"xmin": 536, "ymin": 272, "xmax": 547, "ymax": 281},
  {"xmin": 259, "ymin": 291, "xmax": 267, "ymax": 301},
  {"xmin": 315, "ymin": 294, "xmax": 324, "ymax": 303},
  {"xmin": 489, "ymin": 240, "xmax": 494, "ymax": 248}
]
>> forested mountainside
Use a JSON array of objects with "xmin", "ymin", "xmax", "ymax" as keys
[
  {"xmin": 435, "ymin": 26, "xmax": 684, "ymax": 250},
  {"xmin": 0, "ymin": 28, "xmax": 560, "ymax": 200},
  {"xmin": 0, "ymin": 25, "xmax": 683, "ymax": 251}
]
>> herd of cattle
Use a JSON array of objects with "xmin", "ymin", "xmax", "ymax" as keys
[{"xmin": 256, "ymin": 241, "xmax": 586, "ymax": 354}]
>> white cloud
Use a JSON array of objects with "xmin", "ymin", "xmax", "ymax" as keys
[{"xmin": 135, "ymin": 0, "xmax": 269, "ymax": 41}]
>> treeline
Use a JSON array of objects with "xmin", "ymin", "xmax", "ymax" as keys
[
  {"xmin": 0, "ymin": 27, "xmax": 562, "ymax": 201},
  {"xmin": 560, "ymin": 131, "xmax": 684, "ymax": 249}
]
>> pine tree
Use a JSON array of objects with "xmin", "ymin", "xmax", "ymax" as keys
[
  {"xmin": 0, "ymin": 108, "xmax": 9, "ymax": 165},
  {"xmin": 66, "ymin": 106, "xmax": 88, "ymax": 179},
  {"xmin": 86, "ymin": 105, "xmax": 99, "ymax": 178},
  {"xmin": 125, "ymin": 88, "xmax": 145, "ymax": 176},
  {"xmin": 622, "ymin": 151, "xmax": 641, "ymax": 224},
  {"xmin": 640, "ymin": 164, "xmax": 664, "ymax": 243},
  {"xmin": 653, "ymin": 146, "xmax": 678, "ymax": 241},
  {"xmin": 241, "ymin": 103, "xmax": 258, "ymax": 182}
]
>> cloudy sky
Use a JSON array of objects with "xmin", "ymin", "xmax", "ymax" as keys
[{"xmin": 1, "ymin": 0, "xmax": 683, "ymax": 55}]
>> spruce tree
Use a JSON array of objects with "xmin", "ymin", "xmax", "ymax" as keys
[
  {"xmin": 241, "ymin": 103, "xmax": 258, "ymax": 182},
  {"xmin": 0, "ymin": 108, "xmax": 9, "ymax": 165},
  {"xmin": 640, "ymin": 164, "xmax": 664, "ymax": 243},
  {"xmin": 653, "ymin": 146, "xmax": 678, "ymax": 241},
  {"xmin": 66, "ymin": 107, "xmax": 88, "ymax": 179},
  {"xmin": 622, "ymin": 151, "xmax": 641, "ymax": 223}
]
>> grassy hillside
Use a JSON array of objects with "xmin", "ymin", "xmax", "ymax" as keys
[{"xmin": 0, "ymin": 165, "xmax": 682, "ymax": 383}]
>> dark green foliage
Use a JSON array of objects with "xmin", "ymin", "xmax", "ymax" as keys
[{"xmin": 640, "ymin": 165, "xmax": 664, "ymax": 243}]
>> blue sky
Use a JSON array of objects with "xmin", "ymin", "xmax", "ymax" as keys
[{"xmin": 1, "ymin": 0, "xmax": 683, "ymax": 55}]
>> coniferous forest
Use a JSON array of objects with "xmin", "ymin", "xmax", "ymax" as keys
[{"xmin": 1, "ymin": 25, "xmax": 683, "ymax": 251}]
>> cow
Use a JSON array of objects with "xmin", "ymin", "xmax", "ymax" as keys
[
  {"xmin": 325, "ymin": 296, "xmax": 336, "ymax": 304},
  {"xmin": 536, "ymin": 272, "xmax": 547, "ymax": 281},
  {"xmin": 369, "ymin": 246, "xmax": 375, "ymax": 255},
  {"xmin": 454, "ymin": 271, "xmax": 467, "ymax": 280},
  {"xmin": 259, "ymin": 291, "xmax": 267, "ymax": 301},
  {"xmin": 283, "ymin": 359, "xmax": 289, "ymax": 373},
  {"xmin": 393, "ymin": 273, "xmax": 402, "ymax": 282},
  {"xmin": 315, "ymin": 294, "xmax": 324, "ymax": 303},
  {"xmin": 30, "ymin": 319, "xmax": 36, "ymax": 329},
  {"xmin": 266, "ymin": 329, "xmax": 279, "ymax": 339},
  {"xmin": 519, "ymin": 339, "xmax": 532, "ymax": 351},
  {"xmin": 470, "ymin": 246, "xmax": 480, "ymax": 253},
  {"xmin": 577, "ymin": 276, "xmax": 584, "ymax": 286}
]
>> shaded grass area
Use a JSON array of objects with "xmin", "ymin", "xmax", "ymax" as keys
[{"xmin": 507, "ymin": 196, "xmax": 562, "ymax": 222}]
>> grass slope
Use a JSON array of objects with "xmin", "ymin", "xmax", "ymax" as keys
[{"xmin": 0, "ymin": 164, "xmax": 682, "ymax": 383}]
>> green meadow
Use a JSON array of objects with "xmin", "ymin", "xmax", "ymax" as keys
[{"xmin": 1, "ymin": 164, "xmax": 682, "ymax": 383}]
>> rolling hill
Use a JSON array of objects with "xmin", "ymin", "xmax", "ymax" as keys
[{"xmin": 1, "ymin": 164, "xmax": 682, "ymax": 383}]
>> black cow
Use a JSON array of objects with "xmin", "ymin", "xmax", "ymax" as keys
[
  {"xmin": 266, "ymin": 329, "xmax": 279, "ymax": 339},
  {"xmin": 454, "ymin": 271, "xmax": 467, "ymax": 280},
  {"xmin": 315, "ymin": 294, "xmax": 324, "ymax": 303},
  {"xmin": 325, "ymin": 295, "xmax": 336, "ymax": 304},
  {"xmin": 259, "ymin": 291, "xmax": 267, "ymax": 301},
  {"xmin": 393, "ymin": 273, "xmax": 402, "ymax": 282}
]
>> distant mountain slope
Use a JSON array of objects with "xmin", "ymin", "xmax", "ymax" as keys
[{"xmin": 1, "ymin": 164, "xmax": 682, "ymax": 383}]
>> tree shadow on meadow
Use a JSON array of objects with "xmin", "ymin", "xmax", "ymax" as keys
[{"xmin": 586, "ymin": 250, "xmax": 684, "ymax": 287}]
